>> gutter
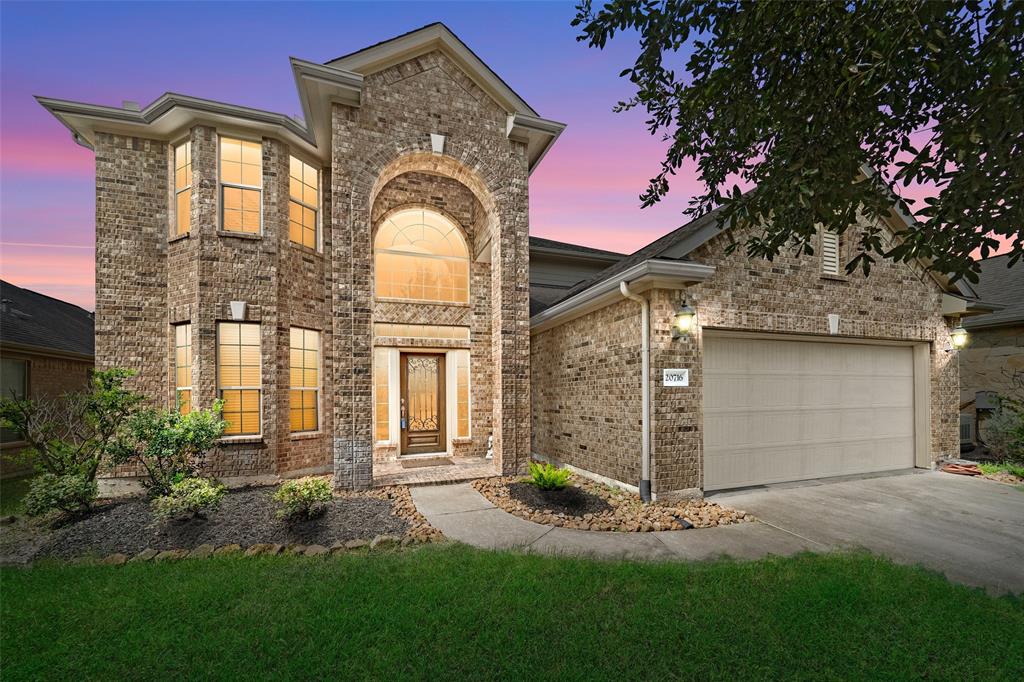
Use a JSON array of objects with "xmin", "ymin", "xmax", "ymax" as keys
[
  {"xmin": 529, "ymin": 258, "xmax": 715, "ymax": 333},
  {"xmin": 619, "ymin": 281, "xmax": 652, "ymax": 502}
]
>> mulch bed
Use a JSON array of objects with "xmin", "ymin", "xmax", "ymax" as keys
[
  {"xmin": 474, "ymin": 476, "xmax": 754, "ymax": 532},
  {"xmin": 1, "ymin": 483, "xmax": 444, "ymax": 563}
]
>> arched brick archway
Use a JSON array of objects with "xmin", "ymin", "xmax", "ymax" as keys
[{"xmin": 330, "ymin": 132, "xmax": 531, "ymax": 488}]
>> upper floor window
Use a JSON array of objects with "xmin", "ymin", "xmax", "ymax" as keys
[
  {"xmin": 289, "ymin": 156, "xmax": 319, "ymax": 250},
  {"xmin": 174, "ymin": 323, "xmax": 192, "ymax": 415},
  {"xmin": 217, "ymin": 322, "xmax": 261, "ymax": 435},
  {"xmin": 821, "ymin": 227, "xmax": 840, "ymax": 276},
  {"xmin": 173, "ymin": 141, "xmax": 192, "ymax": 237},
  {"xmin": 220, "ymin": 137, "xmax": 262, "ymax": 234},
  {"xmin": 0, "ymin": 358, "xmax": 28, "ymax": 443},
  {"xmin": 374, "ymin": 208, "xmax": 469, "ymax": 304}
]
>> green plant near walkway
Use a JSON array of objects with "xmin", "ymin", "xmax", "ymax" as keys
[
  {"xmin": 109, "ymin": 403, "xmax": 227, "ymax": 497},
  {"xmin": 979, "ymin": 462, "xmax": 1024, "ymax": 479},
  {"xmin": 0, "ymin": 369, "xmax": 144, "ymax": 516},
  {"xmin": 2, "ymin": 548, "xmax": 1022, "ymax": 679},
  {"xmin": 981, "ymin": 396, "xmax": 1024, "ymax": 465},
  {"xmin": 151, "ymin": 477, "xmax": 225, "ymax": 521},
  {"xmin": 525, "ymin": 461, "xmax": 572, "ymax": 491},
  {"xmin": 273, "ymin": 477, "xmax": 332, "ymax": 520}
]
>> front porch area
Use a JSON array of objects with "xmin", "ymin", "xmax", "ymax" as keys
[{"xmin": 372, "ymin": 456, "xmax": 498, "ymax": 487}]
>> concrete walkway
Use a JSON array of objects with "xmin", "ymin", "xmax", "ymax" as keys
[{"xmin": 411, "ymin": 471, "xmax": 1024, "ymax": 595}]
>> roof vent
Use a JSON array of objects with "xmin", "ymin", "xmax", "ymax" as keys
[{"xmin": 122, "ymin": 100, "xmax": 141, "ymax": 112}]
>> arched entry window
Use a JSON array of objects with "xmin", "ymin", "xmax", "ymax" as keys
[{"xmin": 374, "ymin": 208, "xmax": 469, "ymax": 304}]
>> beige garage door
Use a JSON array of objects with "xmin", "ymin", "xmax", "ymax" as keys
[{"xmin": 704, "ymin": 336, "xmax": 915, "ymax": 491}]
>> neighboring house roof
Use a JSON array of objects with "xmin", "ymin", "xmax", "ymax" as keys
[
  {"xmin": 37, "ymin": 24, "xmax": 564, "ymax": 174},
  {"xmin": 528, "ymin": 236, "xmax": 625, "ymax": 316},
  {"xmin": 0, "ymin": 280, "xmax": 94, "ymax": 358},
  {"xmin": 963, "ymin": 254, "xmax": 1024, "ymax": 330}
]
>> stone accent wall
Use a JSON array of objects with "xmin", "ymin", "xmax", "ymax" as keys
[
  {"xmin": 531, "ymin": 218, "xmax": 959, "ymax": 495},
  {"xmin": 0, "ymin": 351, "xmax": 93, "ymax": 478},
  {"xmin": 959, "ymin": 325, "xmax": 1024, "ymax": 408}
]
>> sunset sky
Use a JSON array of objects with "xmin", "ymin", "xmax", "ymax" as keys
[{"xmin": 0, "ymin": 1, "xmax": 1006, "ymax": 310}]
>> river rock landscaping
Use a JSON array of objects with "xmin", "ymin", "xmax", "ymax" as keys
[
  {"xmin": 0, "ymin": 481, "xmax": 442, "ymax": 565},
  {"xmin": 472, "ymin": 476, "xmax": 753, "ymax": 532}
]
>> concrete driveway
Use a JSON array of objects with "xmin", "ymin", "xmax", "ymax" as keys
[{"xmin": 710, "ymin": 470, "xmax": 1024, "ymax": 595}]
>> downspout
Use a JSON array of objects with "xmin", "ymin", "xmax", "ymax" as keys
[{"xmin": 619, "ymin": 281, "xmax": 651, "ymax": 502}]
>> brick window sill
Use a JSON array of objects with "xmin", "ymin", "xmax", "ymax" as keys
[
  {"xmin": 168, "ymin": 232, "xmax": 190, "ymax": 244},
  {"xmin": 217, "ymin": 435, "xmax": 263, "ymax": 445},
  {"xmin": 289, "ymin": 431, "xmax": 322, "ymax": 441},
  {"xmin": 289, "ymin": 242, "xmax": 322, "ymax": 257},
  {"xmin": 820, "ymin": 273, "xmax": 848, "ymax": 282},
  {"xmin": 217, "ymin": 230, "xmax": 262, "ymax": 241}
]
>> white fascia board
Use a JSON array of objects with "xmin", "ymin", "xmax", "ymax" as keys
[
  {"xmin": 36, "ymin": 92, "xmax": 325, "ymax": 160},
  {"xmin": 290, "ymin": 57, "xmax": 363, "ymax": 158},
  {"xmin": 529, "ymin": 259, "xmax": 715, "ymax": 334},
  {"xmin": 507, "ymin": 113, "xmax": 567, "ymax": 174},
  {"xmin": 327, "ymin": 23, "xmax": 538, "ymax": 117}
]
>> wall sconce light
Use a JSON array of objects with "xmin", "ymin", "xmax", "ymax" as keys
[
  {"xmin": 671, "ymin": 302, "xmax": 697, "ymax": 338},
  {"xmin": 950, "ymin": 324, "xmax": 969, "ymax": 349}
]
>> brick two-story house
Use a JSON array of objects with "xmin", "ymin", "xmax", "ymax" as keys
[{"xmin": 41, "ymin": 24, "xmax": 988, "ymax": 498}]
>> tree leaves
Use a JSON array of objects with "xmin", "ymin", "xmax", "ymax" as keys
[{"xmin": 574, "ymin": 0, "xmax": 1023, "ymax": 279}]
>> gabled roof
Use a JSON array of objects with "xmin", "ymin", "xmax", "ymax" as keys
[
  {"xmin": 0, "ymin": 280, "xmax": 94, "ymax": 358},
  {"xmin": 38, "ymin": 25, "xmax": 563, "ymax": 172},
  {"xmin": 327, "ymin": 22, "xmax": 538, "ymax": 117},
  {"xmin": 963, "ymin": 254, "xmax": 1024, "ymax": 330}
]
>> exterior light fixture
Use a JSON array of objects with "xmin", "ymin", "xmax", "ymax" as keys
[
  {"xmin": 950, "ymin": 324, "xmax": 969, "ymax": 349},
  {"xmin": 671, "ymin": 302, "xmax": 697, "ymax": 338}
]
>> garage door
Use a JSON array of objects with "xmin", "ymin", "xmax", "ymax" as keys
[{"xmin": 704, "ymin": 336, "xmax": 915, "ymax": 491}]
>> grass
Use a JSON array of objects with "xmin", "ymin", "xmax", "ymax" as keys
[
  {"xmin": 2, "ymin": 546, "xmax": 1022, "ymax": 680},
  {"xmin": 0, "ymin": 474, "xmax": 35, "ymax": 516},
  {"xmin": 979, "ymin": 461, "xmax": 1024, "ymax": 479}
]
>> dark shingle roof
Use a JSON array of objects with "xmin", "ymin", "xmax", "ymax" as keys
[
  {"xmin": 528, "ymin": 236, "xmax": 624, "ymax": 259},
  {"xmin": 0, "ymin": 280, "xmax": 94, "ymax": 357},
  {"xmin": 963, "ymin": 254, "xmax": 1024, "ymax": 329}
]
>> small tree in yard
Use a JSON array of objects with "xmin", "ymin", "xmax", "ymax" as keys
[
  {"xmin": 109, "ymin": 402, "xmax": 227, "ymax": 497},
  {"xmin": 0, "ymin": 369, "xmax": 143, "ymax": 516},
  {"xmin": 981, "ymin": 396, "xmax": 1024, "ymax": 464}
]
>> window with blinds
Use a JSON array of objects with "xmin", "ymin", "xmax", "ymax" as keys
[
  {"xmin": 218, "ymin": 322, "xmax": 261, "ymax": 435},
  {"xmin": 220, "ymin": 137, "xmax": 262, "ymax": 234},
  {"xmin": 289, "ymin": 327, "xmax": 320, "ymax": 432},
  {"xmin": 173, "ymin": 141, "xmax": 191, "ymax": 237},
  {"xmin": 821, "ymin": 228, "xmax": 840, "ymax": 275},
  {"xmin": 174, "ymin": 323, "xmax": 192, "ymax": 415}
]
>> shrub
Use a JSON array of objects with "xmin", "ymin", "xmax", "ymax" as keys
[
  {"xmin": 525, "ymin": 461, "xmax": 572, "ymax": 491},
  {"xmin": 273, "ymin": 477, "xmax": 333, "ymax": 520},
  {"xmin": 980, "ymin": 396, "xmax": 1024, "ymax": 464},
  {"xmin": 23, "ymin": 474, "xmax": 98, "ymax": 517},
  {"xmin": 110, "ymin": 403, "xmax": 227, "ymax": 497},
  {"xmin": 0, "ymin": 368, "xmax": 143, "ymax": 516},
  {"xmin": 151, "ymin": 477, "xmax": 225, "ymax": 521}
]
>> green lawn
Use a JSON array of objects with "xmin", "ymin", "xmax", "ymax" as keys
[
  {"xmin": 2, "ymin": 546, "xmax": 1021, "ymax": 680},
  {"xmin": 0, "ymin": 474, "xmax": 34, "ymax": 516}
]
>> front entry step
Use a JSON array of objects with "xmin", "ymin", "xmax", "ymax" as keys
[{"xmin": 373, "ymin": 458, "xmax": 498, "ymax": 487}]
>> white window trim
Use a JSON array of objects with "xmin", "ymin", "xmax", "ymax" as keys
[{"xmin": 217, "ymin": 133, "xmax": 264, "ymax": 236}]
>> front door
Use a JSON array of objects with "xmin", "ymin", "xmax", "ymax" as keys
[{"xmin": 400, "ymin": 353, "xmax": 446, "ymax": 455}]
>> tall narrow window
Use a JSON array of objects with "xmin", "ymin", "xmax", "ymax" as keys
[
  {"xmin": 821, "ymin": 228, "xmax": 840, "ymax": 275},
  {"xmin": 289, "ymin": 328, "xmax": 320, "ymax": 432},
  {"xmin": 220, "ymin": 137, "xmax": 262, "ymax": 234},
  {"xmin": 174, "ymin": 323, "xmax": 192, "ymax": 415},
  {"xmin": 173, "ymin": 141, "xmax": 192, "ymax": 237},
  {"xmin": 0, "ymin": 358, "xmax": 28, "ymax": 443},
  {"xmin": 373, "ymin": 348, "xmax": 390, "ymax": 442},
  {"xmin": 455, "ymin": 350, "xmax": 470, "ymax": 438},
  {"xmin": 289, "ymin": 156, "xmax": 319, "ymax": 249},
  {"xmin": 218, "ymin": 322, "xmax": 261, "ymax": 435},
  {"xmin": 374, "ymin": 208, "xmax": 470, "ymax": 304}
]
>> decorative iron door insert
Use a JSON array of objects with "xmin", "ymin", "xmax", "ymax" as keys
[{"xmin": 400, "ymin": 353, "xmax": 446, "ymax": 455}]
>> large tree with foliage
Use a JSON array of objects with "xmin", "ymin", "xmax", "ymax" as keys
[{"xmin": 573, "ymin": 0, "xmax": 1022, "ymax": 281}]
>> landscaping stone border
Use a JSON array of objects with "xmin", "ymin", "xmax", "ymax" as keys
[{"xmin": 472, "ymin": 476, "xmax": 753, "ymax": 532}]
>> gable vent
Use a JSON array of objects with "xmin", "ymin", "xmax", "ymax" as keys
[{"xmin": 821, "ymin": 229, "xmax": 840, "ymax": 275}]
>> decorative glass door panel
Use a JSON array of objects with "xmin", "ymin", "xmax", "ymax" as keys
[{"xmin": 400, "ymin": 353, "xmax": 446, "ymax": 455}]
